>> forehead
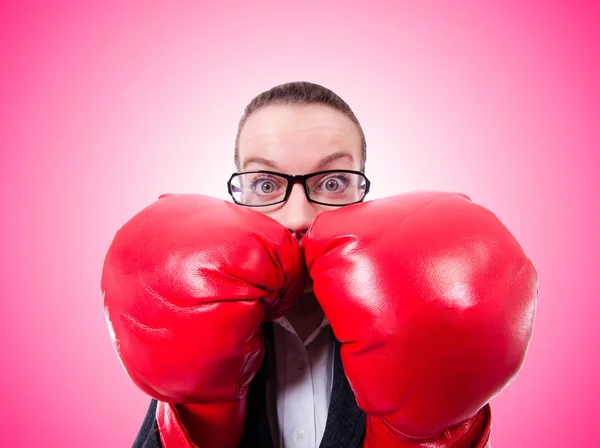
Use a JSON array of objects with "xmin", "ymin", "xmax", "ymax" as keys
[{"xmin": 238, "ymin": 104, "xmax": 362, "ymax": 171}]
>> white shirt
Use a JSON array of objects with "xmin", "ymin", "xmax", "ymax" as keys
[{"xmin": 267, "ymin": 315, "xmax": 335, "ymax": 448}]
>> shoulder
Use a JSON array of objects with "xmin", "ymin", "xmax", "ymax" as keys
[{"xmin": 132, "ymin": 399, "xmax": 162, "ymax": 448}]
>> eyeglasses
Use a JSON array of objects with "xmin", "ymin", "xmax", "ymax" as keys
[{"xmin": 227, "ymin": 169, "xmax": 371, "ymax": 207}]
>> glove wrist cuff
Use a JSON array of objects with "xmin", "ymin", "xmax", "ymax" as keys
[
  {"xmin": 365, "ymin": 404, "xmax": 492, "ymax": 448},
  {"xmin": 156, "ymin": 400, "xmax": 247, "ymax": 448}
]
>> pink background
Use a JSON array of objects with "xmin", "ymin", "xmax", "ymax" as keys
[{"xmin": 1, "ymin": 1, "xmax": 598, "ymax": 446}]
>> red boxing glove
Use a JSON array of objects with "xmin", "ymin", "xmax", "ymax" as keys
[
  {"xmin": 303, "ymin": 192, "xmax": 537, "ymax": 447},
  {"xmin": 102, "ymin": 194, "xmax": 306, "ymax": 448}
]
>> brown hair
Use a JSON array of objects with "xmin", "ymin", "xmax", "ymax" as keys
[{"xmin": 234, "ymin": 81, "xmax": 367, "ymax": 171}]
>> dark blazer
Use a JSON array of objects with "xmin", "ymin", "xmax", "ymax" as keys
[{"xmin": 132, "ymin": 323, "xmax": 366, "ymax": 448}]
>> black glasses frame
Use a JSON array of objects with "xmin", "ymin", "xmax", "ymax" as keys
[{"xmin": 227, "ymin": 169, "xmax": 371, "ymax": 207}]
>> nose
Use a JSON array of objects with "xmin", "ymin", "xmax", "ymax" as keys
[{"xmin": 279, "ymin": 183, "xmax": 318, "ymax": 242}]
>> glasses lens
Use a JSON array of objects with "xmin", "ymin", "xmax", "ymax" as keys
[
  {"xmin": 306, "ymin": 171, "xmax": 367, "ymax": 205},
  {"xmin": 230, "ymin": 172, "xmax": 288, "ymax": 206}
]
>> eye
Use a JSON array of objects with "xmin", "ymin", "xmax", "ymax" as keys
[
  {"xmin": 318, "ymin": 174, "xmax": 350, "ymax": 193},
  {"xmin": 324, "ymin": 178, "xmax": 341, "ymax": 191},
  {"xmin": 250, "ymin": 177, "xmax": 284, "ymax": 196}
]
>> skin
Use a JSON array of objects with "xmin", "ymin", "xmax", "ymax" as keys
[{"xmin": 237, "ymin": 103, "xmax": 364, "ymax": 341}]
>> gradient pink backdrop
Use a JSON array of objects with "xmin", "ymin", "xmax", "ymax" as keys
[{"xmin": 1, "ymin": 1, "xmax": 598, "ymax": 446}]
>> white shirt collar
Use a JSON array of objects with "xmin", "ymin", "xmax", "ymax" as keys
[{"xmin": 272, "ymin": 314, "xmax": 330, "ymax": 346}]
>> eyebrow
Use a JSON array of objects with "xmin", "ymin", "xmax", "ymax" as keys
[
  {"xmin": 241, "ymin": 156, "xmax": 279, "ymax": 170},
  {"xmin": 241, "ymin": 151, "xmax": 355, "ymax": 171}
]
